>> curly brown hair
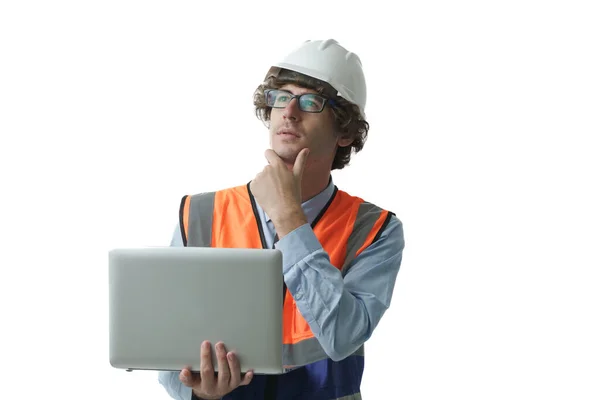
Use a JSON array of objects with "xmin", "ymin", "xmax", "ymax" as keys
[{"xmin": 253, "ymin": 68, "xmax": 369, "ymax": 170}]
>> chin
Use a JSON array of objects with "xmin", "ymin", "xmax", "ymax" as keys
[{"xmin": 273, "ymin": 147, "xmax": 299, "ymax": 163}]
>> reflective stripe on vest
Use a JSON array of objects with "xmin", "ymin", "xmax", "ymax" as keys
[{"xmin": 180, "ymin": 183, "xmax": 392, "ymax": 368}]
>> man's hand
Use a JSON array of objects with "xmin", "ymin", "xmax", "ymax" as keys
[
  {"xmin": 250, "ymin": 148, "xmax": 310, "ymax": 237},
  {"xmin": 179, "ymin": 341, "xmax": 253, "ymax": 400}
]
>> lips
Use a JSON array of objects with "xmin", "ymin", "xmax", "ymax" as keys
[{"xmin": 277, "ymin": 129, "xmax": 301, "ymax": 138}]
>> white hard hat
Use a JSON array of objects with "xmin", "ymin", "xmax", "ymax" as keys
[{"xmin": 267, "ymin": 39, "xmax": 367, "ymax": 118}]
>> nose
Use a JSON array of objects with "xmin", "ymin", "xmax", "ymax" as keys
[{"xmin": 283, "ymin": 98, "xmax": 300, "ymax": 121}]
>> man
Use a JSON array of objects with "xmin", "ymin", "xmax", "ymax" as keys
[{"xmin": 158, "ymin": 39, "xmax": 405, "ymax": 400}]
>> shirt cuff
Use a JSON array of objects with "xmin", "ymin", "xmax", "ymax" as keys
[{"xmin": 274, "ymin": 223, "xmax": 321, "ymax": 273}]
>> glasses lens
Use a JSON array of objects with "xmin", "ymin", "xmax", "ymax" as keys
[
  {"xmin": 298, "ymin": 94, "xmax": 326, "ymax": 112},
  {"xmin": 266, "ymin": 90, "xmax": 292, "ymax": 108},
  {"xmin": 265, "ymin": 90, "xmax": 327, "ymax": 112}
]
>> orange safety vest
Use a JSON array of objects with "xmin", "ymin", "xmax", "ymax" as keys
[{"xmin": 180, "ymin": 183, "xmax": 392, "ymax": 368}]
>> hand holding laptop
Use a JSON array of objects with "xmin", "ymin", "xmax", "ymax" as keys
[{"xmin": 179, "ymin": 340, "xmax": 254, "ymax": 399}]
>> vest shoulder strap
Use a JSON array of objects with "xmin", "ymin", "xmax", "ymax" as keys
[
  {"xmin": 335, "ymin": 191, "xmax": 394, "ymax": 275},
  {"xmin": 179, "ymin": 192, "xmax": 216, "ymax": 247}
]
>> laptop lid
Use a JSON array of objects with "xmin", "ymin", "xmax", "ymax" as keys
[{"xmin": 108, "ymin": 246, "xmax": 284, "ymax": 374}]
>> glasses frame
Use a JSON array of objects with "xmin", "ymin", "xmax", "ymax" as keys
[{"xmin": 264, "ymin": 89, "xmax": 335, "ymax": 113}]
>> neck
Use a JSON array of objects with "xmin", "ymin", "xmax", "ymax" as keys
[
  {"xmin": 299, "ymin": 168, "xmax": 331, "ymax": 203},
  {"xmin": 280, "ymin": 152, "xmax": 333, "ymax": 203}
]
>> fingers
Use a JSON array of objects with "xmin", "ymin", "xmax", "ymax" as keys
[
  {"xmin": 179, "ymin": 367, "xmax": 199, "ymax": 388},
  {"xmin": 215, "ymin": 342, "xmax": 232, "ymax": 388},
  {"xmin": 240, "ymin": 369, "xmax": 254, "ymax": 386},
  {"xmin": 227, "ymin": 351, "xmax": 253, "ymax": 387},
  {"xmin": 180, "ymin": 341, "xmax": 252, "ymax": 396},
  {"xmin": 199, "ymin": 341, "xmax": 215, "ymax": 386},
  {"xmin": 293, "ymin": 148, "xmax": 310, "ymax": 179},
  {"xmin": 264, "ymin": 149, "xmax": 283, "ymax": 166},
  {"xmin": 226, "ymin": 351, "xmax": 241, "ymax": 387}
]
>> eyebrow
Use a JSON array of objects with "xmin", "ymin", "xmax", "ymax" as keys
[{"xmin": 279, "ymin": 86, "xmax": 318, "ymax": 96}]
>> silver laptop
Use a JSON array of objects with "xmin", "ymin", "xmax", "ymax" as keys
[{"xmin": 108, "ymin": 246, "xmax": 284, "ymax": 374}]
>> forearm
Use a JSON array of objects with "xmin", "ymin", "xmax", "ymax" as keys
[
  {"xmin": 276, "ymin": 220, "xmax": 404, "ymax": 361},
  {"xmin": 284, "ymin": 250, "xmax": 373, "ymax": 360}
]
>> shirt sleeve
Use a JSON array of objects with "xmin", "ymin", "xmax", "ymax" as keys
[
  {"xmin": 158, "ymin": 368, "xmax": 193, "ymax": 400},
  {"xmin": 275, "ymin": 215, "xmax": 405, "ymax": 362},
  {"xmin": 157, "ymin": 222, "xmax": 195, "ymax": 400}
]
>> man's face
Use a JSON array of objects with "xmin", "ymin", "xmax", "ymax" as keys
[{"xmin": 268, "ymin": 84, "xmax": 348, "ymax": 168}]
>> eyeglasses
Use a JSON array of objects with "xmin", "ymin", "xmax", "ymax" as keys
[{"xmin": 265, "ymin": 89, "xmax": 334, "ymax": 113}]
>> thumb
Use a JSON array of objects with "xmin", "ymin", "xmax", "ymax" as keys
[
  {"xmin": 293, "ymin": 148, "xmax": 310, "ymax": 179},
  {"xmin": 179, "ymin": 368, "xmax": 199, "ymax": 388}
]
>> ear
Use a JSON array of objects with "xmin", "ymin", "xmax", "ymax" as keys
[{"xmin": 337, "ymin": 135, "xmax": 354, "ymax": 148}]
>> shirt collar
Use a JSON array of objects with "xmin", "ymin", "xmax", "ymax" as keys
[{"xmin": 263, "ymin": 176, "xmax": 335, "ymax": 225}]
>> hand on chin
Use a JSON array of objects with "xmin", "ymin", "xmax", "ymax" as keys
[{"xmin": 250, "ymin": 148, "xmax": 310, "ymax": 235}]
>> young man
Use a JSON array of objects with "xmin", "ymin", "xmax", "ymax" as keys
[{"xmin": 158, "ymin": 39, "xmax": 405, "ymax": 400}]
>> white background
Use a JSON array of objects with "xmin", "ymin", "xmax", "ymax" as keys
[{"xmin": 1, "ymin": 1, "xmax": 599, "ymax": 399}]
